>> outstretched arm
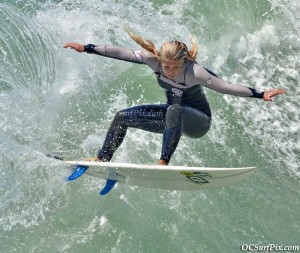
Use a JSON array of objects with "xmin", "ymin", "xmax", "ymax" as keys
[
  {"xmin": 188, "ymin": 64, "xmax": 286, "ymax": 100},
  {"xmin": 63, "ymin": 42, "xmax": 146, "ymax": 64}
]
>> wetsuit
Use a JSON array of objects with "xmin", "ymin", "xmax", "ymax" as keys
[{"xmin": 84, "ymin": 44, "xmax": 264, "ymax": 163}]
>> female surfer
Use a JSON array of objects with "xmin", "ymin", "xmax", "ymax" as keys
[{"xmin": 64, "ymin": 26, "xmax": 285, "ymax": 165}]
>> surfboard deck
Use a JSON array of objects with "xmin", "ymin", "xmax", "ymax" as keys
[{"xmin": 64, "ymin": 161, "xmax": 256, "ymax": 193}]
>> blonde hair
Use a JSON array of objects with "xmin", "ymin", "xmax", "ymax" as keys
[{"xmin": 124, "ymin": 24, "xmax": 198, "ymax": 62}]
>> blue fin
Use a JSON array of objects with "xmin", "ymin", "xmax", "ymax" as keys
[
  {"xmin": 100, "ymin": 179, "xmax": 117, "ymax": 195},
  {"xmin": 67, "ymin": 165, "xmax": 89, "ymax": 181}
]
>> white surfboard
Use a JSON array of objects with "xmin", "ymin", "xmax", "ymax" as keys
[{"xmin": 64, "ymin": 161, "xmax": 256, "ymax": 194}]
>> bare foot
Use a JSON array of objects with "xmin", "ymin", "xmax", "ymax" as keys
[
  {"xmin": 157, "ymin": 160, "xmax": 168, "ymax": 165},
  {"xmin": 85, "ymin": 157, "xmax": 101, "ymax": 162}
]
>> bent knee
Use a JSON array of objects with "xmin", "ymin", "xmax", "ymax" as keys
[
  {"xmin": 166, "ymin": 104, "xmax": 184, "ymax": 120},
  {"xmin": 183, "ymin": 121, "xmax": 211, "ymax": 139},
  {"xmin": 166, "ymin": 104, "xmax": 184, "ymax": 128},
  {"xmin": 167, "ymin": 104, "xmax": 183, "ymax": 114}
]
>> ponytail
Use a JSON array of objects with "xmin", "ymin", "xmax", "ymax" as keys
[
  {"xmin": 124, "ymin": 24, "xmax": 159, "ymax": 58},
  {"xmin": 124, "ymin": 25, "xmax": 198, "ymax": 62},
  {"xmin": 187, "ymin": 37, "xmax": 198, "ymax": 61}
]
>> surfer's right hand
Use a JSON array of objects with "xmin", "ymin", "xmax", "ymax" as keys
[{"xmin": 63, "ymin": 43, "xmax": 84, "ymax": 52}]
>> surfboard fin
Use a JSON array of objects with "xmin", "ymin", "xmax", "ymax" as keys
[
  {"xmin": 67, "ymin": 165, "xmax": 89, "ymax": 181},
  {"xmin": 99, "ymin": 179, "xmax": 117, "ymax": 195}
]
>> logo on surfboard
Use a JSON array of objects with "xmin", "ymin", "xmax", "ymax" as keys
[{"xmin": 180, "ymin": 171, "xmax": 212, "ymax": 185}]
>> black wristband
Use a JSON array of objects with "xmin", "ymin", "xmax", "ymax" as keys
[
  {"xmin": 84, "ymin": 44, "xmax": 96, "ymax": 54},
  {"xmin": 248, "ymin": 88, "xmax": 264, "ymax": 99}
]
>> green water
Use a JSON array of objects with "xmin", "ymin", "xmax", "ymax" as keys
[{"xmin": 0, "ymin": 0, "xmax": 299, "ymax": 252}]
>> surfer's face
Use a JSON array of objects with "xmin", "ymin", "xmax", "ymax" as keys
[{"xmin": 161, "ymin": 61, "xmax": 182, "ymax": 79}]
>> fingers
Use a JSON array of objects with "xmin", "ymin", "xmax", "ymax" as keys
[
  {"xmin": 63, "ymin": 43, "xmax": 84, "ymax": 52},
  {"xmin": 270, "ymin": 89, "xmax": 287, "ymax": 97},
  {"xmin": 63, "ymin": 43, "xmax": 70, "ymax": 48},
  {"xmin": 63, "ymin": 42, "xmax": 75, "ymax": 49},
  {"xmin": 64, "ymin": 42, "xmax": 78, "ymax": 48},
  {"xmin": 263, "ymin": 89, "xmax": 287, "ymax": 101},
  {"xmin": 275, "ymin": 89, "xmax": 286, "ymax": 95}
]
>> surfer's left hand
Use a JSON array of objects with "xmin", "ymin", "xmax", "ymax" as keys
[{"xmin": 263, "ymin": 89, "xmax": 286, "ymax": 101}]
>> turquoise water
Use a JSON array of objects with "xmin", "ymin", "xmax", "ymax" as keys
[{"xmin": 0, "ymin": 0, "xmax": 299, "ymax": 252}]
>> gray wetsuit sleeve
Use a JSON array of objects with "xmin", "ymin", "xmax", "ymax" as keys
[
  {"xmin": 186, "ymin": 64, "xmax": 263, "ymax": 98},
  {"xmin": 91, "ymin": 45, "xmax": 160, "ymax": 70}
]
